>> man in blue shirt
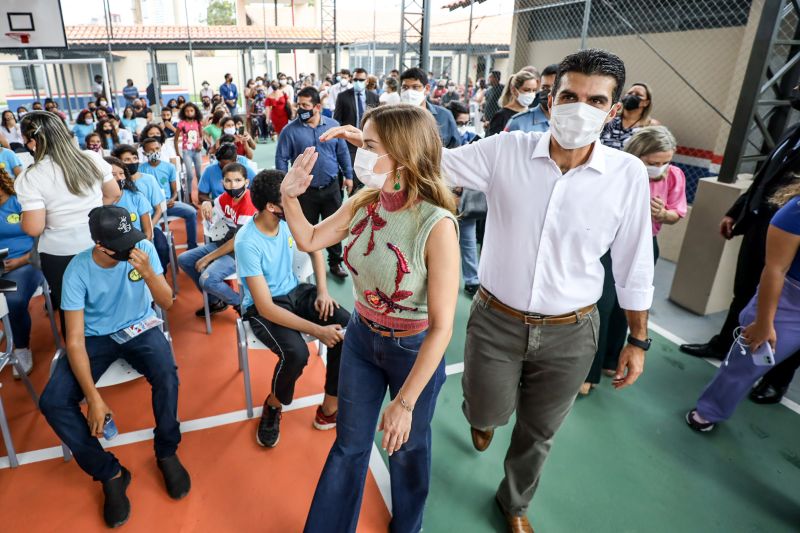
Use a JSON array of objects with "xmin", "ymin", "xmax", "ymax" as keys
[
  {"xmin": 39, "ymin": 206, "xmax": 189, "ymax": 529},
  {"xmin": 198, "ymin": 142, "xmax": 256, "ymax": 202},
  {"xmin": 0, "ymin": 147, "xmax": 22, "ymax": 177},
  {"xmin": 219, "ymin": 73, "xmax": 238, "ymax": 114},
  {"xmin": 505, "ymin": 64, "xmax": 557, "ymax": 134},
  {"xmin": 139, "ymin": 137, "xmax": 198, "ymax": 250},
  {"xmin": 122, "ymin": 79, "xmax": 139, "ymax": 105},
  {"xmin": 399, "ymin": 67, "xmax": 462, "ymax": 149},
  {"xmin": 234, "ymin": 170, "xmax": 349, "ymax": 448},
  {"xmin": 276, "ymin": 87, "xmax": 353, "ymax": 279}
]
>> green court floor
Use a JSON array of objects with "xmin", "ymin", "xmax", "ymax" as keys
[{"xmin": 255, "ymin": 143, "xmax": 800, "ymax": 533}]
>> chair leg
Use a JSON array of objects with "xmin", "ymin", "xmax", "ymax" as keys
[
  {"xmin": 61, "ymin": 442, "xmax": 72, "ymax": 462},
  {"xmin": 203, "ymin": 290, "xmax": 212, "ymax": 335},
  {"xmin": 167, "ymin": 233, "xmax": 179, "ymax": 296},
  {"xmin": 42, "ymin": 281, "xmax": 64, "ymax": 351},
  {"xmin": 318, "ymin": 341, "xmax": 328, "ymax": 367},
  {"xmin": 0, "ymin": 391, "xmax": 19, "ymax": 468},
  {"xmin": 236, "ymin": 321, "xmax": 253, "ymax": 418}
]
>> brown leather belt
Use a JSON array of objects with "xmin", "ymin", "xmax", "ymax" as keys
[
  {"xmin": 359, "ymin": 314, "xmax": 427, "ymax": 338},
  {"xmin": 476, "ymin": 287, "xmax": 595, "ymax": 326}
]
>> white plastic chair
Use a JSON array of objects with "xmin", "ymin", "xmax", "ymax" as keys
[
  {"xmin": 234, "ymin": 249, "xmax": 326, "ymax": 418},
  {"xmin": 159, "ymin": 201, "xmax": 180, "ymax": 295}
]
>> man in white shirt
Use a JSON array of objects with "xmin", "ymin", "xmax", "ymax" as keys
[
  {"xmin": 441, "ymin": 49, "xmax": 654, "ymax": 533},
  {"xmin": 325, "ymin": 69, "xmax": 351, "ymax": 114}
]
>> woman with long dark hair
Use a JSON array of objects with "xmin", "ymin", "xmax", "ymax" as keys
[
  {"xmin": 96, "ymin": 118, "xmax": 120, "ymax": 151},
  {"xmin": 15, "ymin": 111, "xmax": 120, "ymax": 334}
]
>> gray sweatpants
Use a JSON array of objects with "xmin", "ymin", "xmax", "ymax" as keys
[{"xmin": 462, "ymin": 294, "xmax": 599, "ymax": 515}]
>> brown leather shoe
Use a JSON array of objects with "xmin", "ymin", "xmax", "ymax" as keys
[
  {"xmin": 329, "ymin": 263, "xmax": 349, "ymax": 279},
  {"xmin": 496, "ymin": 496, "xmax": 534, "ymax": 533},
  {"xmin": 470, "ymin": 426, "xmax": 494, "ymax": 452}
]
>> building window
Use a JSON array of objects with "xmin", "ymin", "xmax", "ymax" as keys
[
  {"xmin": 349, "ymin": 54, "xmax": 396, "ymax": 77},
  {"xmin": 146, "ymin": 63, "xmax": 180, "ymax": 86},
  {"xmin": 9, "ymin": 66, "xmax": 44, "ymax": 91},
  {"xmin": 430, "ymin": 56, "xmax": 453, "ymax": 78}
]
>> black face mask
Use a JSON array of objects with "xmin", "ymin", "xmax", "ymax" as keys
[
  {"xmin": 125, "ymin": 162, "xmax": 139, "ymax": 175},
  {"xmin": 622, "ymin": 94, "xmax": 642, "ymax": 111},
  {"xmin": 790, "ymin": 89, "xmax": 800, "ymax": 111},
  {"xmin": 107, "ymin": 246, "xmax": 134, "ymax": 262},
  {"xmin": 116, "ymin": 179, "xmax": 125, "ymax": 191},
  {"xmin": 538, "ymin": 89, "xmax": 551, "ymax": 111},
  {"xmin": 224, "ymin": 186, "xmax": 247, "ymax": 199},
  {"xmin": 298, "ymin": 109, "xmax": 314, "ymax": 123}
]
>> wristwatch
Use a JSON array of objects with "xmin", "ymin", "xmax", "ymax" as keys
[{"xmin": 627, "ymin": 334, "xmax": 652, "ymax": 351}]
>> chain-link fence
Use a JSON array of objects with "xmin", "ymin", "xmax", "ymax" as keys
[{"xmin": 433, "ymin": 0, "xmax": 768, "ymax": 203}]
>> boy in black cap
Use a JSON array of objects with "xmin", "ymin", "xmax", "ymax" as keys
[{"xmin": 39, "ymin": 205, "xmax": 190, "ymax": 529}]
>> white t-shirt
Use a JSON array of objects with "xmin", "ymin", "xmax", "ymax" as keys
[
  {"xmin": 379, "ymin": 92, "xmax": 400, "ymax": 106},
  {"xmin": 15, "ymin": 150, "xmax": 113, "ymax": 255},
  {"xmin": 1, "ymin": 124, "xmax": 23, "ymax": 145},
  {"xmin": 117, "ymin": 128, "xmax": 134, "ymax": 145}
]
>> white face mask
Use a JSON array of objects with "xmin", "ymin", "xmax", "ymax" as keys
[
  {"xmin": 353, "ymin": 148, "xmax": 395, "ymax": 189},
  {"xmin": 400, "ymin": 89, "xmax": 426, "ymax": 106},
  {"xmin": 549, "ymin": 102, "xmax": 611, "ymax": 150},
  {"xmin": 85, "ymin": 118, "xmax": 94, "ymax": 125},
  {"xmin": 457, "ymin": 125, "xmax": 469, "ymax": 136},
  {"xmin": 279, "ymin": 79, "xmax": 287, "ymax": 86},
  {"xmin": 517, "ymin": 92, "xmax": 536, "ymax": 107},
  {"xmin": 340, "ymin": 78, "xmax": 349, "ymax": 87},
  {"xmin": 646, "ymin": 163, "xmax": 669, "ymax": 179},
  {"xmin": 223, "ymin": 126, "xmax": 236, "ymax": 135}
]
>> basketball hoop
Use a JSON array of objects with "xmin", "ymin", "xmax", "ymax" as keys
[{"xmin": 5, "ymin": 32, "xmax": 31, "ymax": 44}]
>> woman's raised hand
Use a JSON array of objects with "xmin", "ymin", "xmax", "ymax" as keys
[
  {"xmin": 319, "ymin": 124, "xmax": 364, "ymax": 147},
  {"xmin": 281, "ymin": 147, "xmax": 319, "ymax": 199}
]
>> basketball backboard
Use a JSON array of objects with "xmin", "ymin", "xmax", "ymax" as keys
[{"xmin": 0, "ymin": 0, "xmax": 67, "ymax": 50}]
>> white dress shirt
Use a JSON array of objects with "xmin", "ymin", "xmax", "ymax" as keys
[
  {"xmin": 442, "ymin": 131, "xmax": 654, "ymax": 315},
  {"xmin": 326, "ymin": 81, "xmax": 351, "ymax": 111}
]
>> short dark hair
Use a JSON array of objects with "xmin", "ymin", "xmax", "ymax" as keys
[
  {"xmin": 141, "ymin": 137, "xmax": 161, "ymax": 149},
  {"xmin": 111, "ymin": 144, "xmax": 138, "ymax": 158},
  {"xmin": 552, "ymin": 48, "xmax": 626, "ymax": 103},
  {"xmin": 353, "ymin": 68, "xmax": 368, "ymax": 77},
  {"xmin": 400, "ymin": 67, "xmax": 428, "ymax": 87},
  {"xmin": 339, "ymin": 69, "xmax": 351, "ymax": 77},
  {"xmin": 446, "ymin": 100, "xmax": 469, "ymax": 118},
  {"xmin": 222, "ymin": 162, "xmax": 248, "ymax": 180},
  {"xmin": 216, "ymin": 143, "xmax": 238, "ymax": 163},
  {"xmin": 219, "ymin": 134, "xmax": 236, "ymax": 145},
  {"xmin": 297, "ymin": 87, "xmax": 321, "ymax": 105},
  {"xmin": 250, "ymin": 169, "xmax": 284, "ymax": 211},
  {"xmin": 542, "ymin": 64, "xmax": 559, "ymax": 77},
  {"xmin": 490, "ymin": 70, "xmax": 501, "ymax": 81}
]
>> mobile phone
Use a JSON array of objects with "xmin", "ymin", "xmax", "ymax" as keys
[
  {"xmin": 751, "ymin": 342, "xmax": 776, "ymax": 367},
  {"xmin": 103, "ymin": 414, "xmax": 118, "ymax": 440},
  {"xmin": 238, "ymin": 126, "xmax": 245, "ymax": 135}
]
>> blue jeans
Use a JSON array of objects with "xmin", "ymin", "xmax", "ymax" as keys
[
  {"xmin": 697, "ymin": 276, "xmax": 800, "ymax": 422},
  {"xmin": 182, "ymin": 149, "xmax": 203, "ymax": 201},
  {"xmin": 167, "ymin": 201, "xmax": 198, "ymax": 250},
  {"xmin": 2, "ymin": 264, "xmax": 43, "ymax": 349},
  {"xmin": 305, "ymin": 312, "xmax": 446, "ymax": 533},
  {"xmin": 458, "ymin": 217, "xmax": 479, "ymax": 286},
  {"xmin": 39, "ymin": 328, "xmax": 180, "ymax": 482},
  {"xmin": 177, "ymin": 242, "xmax": 239, "ymax": 305}
]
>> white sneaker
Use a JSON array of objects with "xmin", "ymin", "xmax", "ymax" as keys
[{"xmin": 12, "ymin": 348, "xmax": 33, "ymax": 379}]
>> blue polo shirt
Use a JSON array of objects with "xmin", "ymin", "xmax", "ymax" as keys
[
  {"xmin": 0, "ymin": 148, "xmax": 22, "ymax": 175},
  {"xmin": 138, "ymin": 161, "xmax": 176, "ymax": 200},
  {"xmin": 133, "ymin": 173, "xmax": 166, "ymax": 215},
  {"xmin": 275, "ymin": 116, "xmax": 353, "ymax": 187},
  {"xmin": 426, "ymin": 102, "xmax": 462, "ymax": 149},
  {"xmin": 115, "ymin": 189, "xmax": 152, "ymax": 231},
  {"xmin": 219, "ymin": 82, "xmax": 238, "ymax": 110},
  {"xmin": 198, "ymin": 156, "xmax": 255, "ymax": 199},
  {"xmin": 235, "ymin": 218, "xmax": 299, "ymax": 310},
  {"xmin": 0, "ymin": 195, "xmax": 34, "ymax": 259},
  {"xmin": 61, "ymin": 239, "xmax": 163, "ymax": 337},
  {"xmin": 505, "ymin": 106, "xmax": 550, "ymax": 134}
]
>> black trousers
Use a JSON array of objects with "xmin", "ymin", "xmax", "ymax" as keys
[
  {"xmin": 711, "ymin": 216, "xmax": 800, "ymax": 388},
  {"xmin": 244, "ymin": 283, "xmax": 351, "ymax": 405},
  {"xmin": 39, "ymin": 252, "xmax": 75, "ymax": 338},
  {"xmin": 299, "ymin": 181, "xmax": 343, "ymax": 267}
]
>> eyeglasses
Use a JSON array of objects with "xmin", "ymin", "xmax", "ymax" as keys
[{"xmin": 456, "ymin": 121, "xmax": 469, "ymax": 127}]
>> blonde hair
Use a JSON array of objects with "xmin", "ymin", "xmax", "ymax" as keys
[
  {"xmin": 349, "ymin": 104, "xmax": 457, "ymax": 219},
  {"xmin": 20, "ymin": 111, "xmax": 104, "ymax": 196},
  {"xmin": 770, "ymin": 177, "xmax": 800, "ymax": 207},
  {"xmin": 624, "ymin": 125, "xmax": 677, "ymax": 158},
  {"xmin": 500, "ymin": 70, "xmax": 537, "ymax": 108}
]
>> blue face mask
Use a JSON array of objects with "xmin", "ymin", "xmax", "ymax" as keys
[{"xmin": 353, "ymin": 80, "xmax": 366, "ymax": 93}]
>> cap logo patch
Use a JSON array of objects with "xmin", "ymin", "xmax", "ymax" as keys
[{"xmin": 118, "ymin": 216, "xmax": 132, "ymax": 233}]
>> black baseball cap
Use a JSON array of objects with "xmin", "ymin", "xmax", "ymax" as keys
[{"xmin": 88, "ymin": 206, "xmax": 146, "ymax": 251}]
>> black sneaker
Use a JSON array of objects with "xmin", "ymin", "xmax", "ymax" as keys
[
  {"xmin": 464, "ymin": 284, "xmax": 479, "ymax": 296},
  {"xmin": 102, "ymin": 467, "xmax": 131, "ymax": 528},
  {"xmin": 157, "ymin": 455, "xmax": 191, "ymax": 500},
  {"xmin": 685, "ymin": 409, "xmax": 715, "ymax": 433},
  {"xmin": 256, "ymin": 402, "xmax": 282, "ymax": 448},
  {"xmin": 195, "ymin": 300, "xmax": 229, "ymax": 317}
]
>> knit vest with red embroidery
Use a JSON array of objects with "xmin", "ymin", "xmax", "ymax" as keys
[{"xmin": 344, "ymin": 189, "xmax": 457, "ymax": 330}]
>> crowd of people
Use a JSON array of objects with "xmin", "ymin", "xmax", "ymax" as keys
[{"xmin": 0, "ymin": 48, "xmax": 799, "ymax": 533}]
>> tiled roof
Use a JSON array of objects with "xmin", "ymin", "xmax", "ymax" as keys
[{"xmin": 442, "ymin": 0, "xmax": 489, "ymax": 10}]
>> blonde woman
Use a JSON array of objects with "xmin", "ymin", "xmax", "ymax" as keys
[
  {"xmin": 687, "ymin": 182, "xmax": 800, "ymax": 432},
  {"xmin": 600, "ymin": 82, "xmax": 661, "ymax": 150},
  {"xmin": 486, "ymin": 70, "xmax": 539, "ymax": 136},
  {"xmin": 280, "ymin": 104, "xmax": 460, "ymax": 533},
  {"xmin": 15, "ymin": 111, "xmax": 119, "ymax": 334}
]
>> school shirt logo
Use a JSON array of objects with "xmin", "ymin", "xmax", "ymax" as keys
[
  {"xmin": 288, "ymin": 236, "xmax": 294, "ymax": 249},
  {"xmin": 129, "ymin": 212, "xmax": 138, "ymax": 223},
  {"xmin": 128, "ymin": 269, "xmax": 143, "ymax": 282},
  {"xmin": 6, "ymin": 213, "xmax": 20, "ymax": 224}
]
